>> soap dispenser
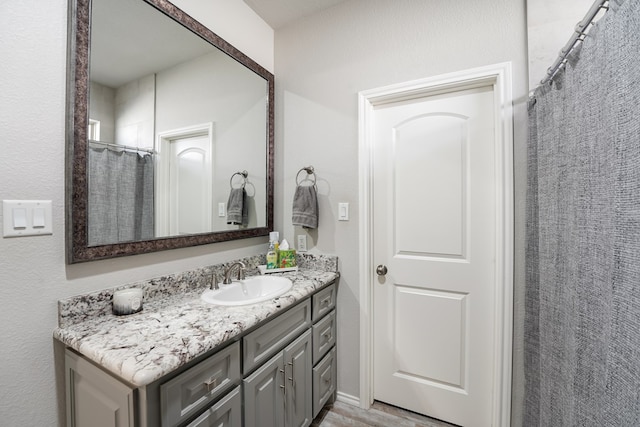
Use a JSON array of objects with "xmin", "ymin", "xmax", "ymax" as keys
[{"xmin": 266, "ymin": 231, "xmax": 279, "ymax": 269}]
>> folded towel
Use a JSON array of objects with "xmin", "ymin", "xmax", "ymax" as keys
[
  {"xmin": 292, "ymin": 185, "xmax": 318, "ymax": 229},
  {"xmin": 227, "ymin": 188, "xmax": 248, "ymax": 225}
]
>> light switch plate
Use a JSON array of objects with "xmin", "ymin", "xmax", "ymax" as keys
[
  {"xmin": 3, "ymin": 200, "xmax": 53, "ymax": 237},
  {"xmin": 218, "ymin": 202, "xmax": 226, "ymax": 217},
  {"xmin": 338, "ymin": 202, "xmax": 349, "ymax": 221},
  {"xmin": 297, "ymin": 235, "xmax": 307, "ymax": 252}
]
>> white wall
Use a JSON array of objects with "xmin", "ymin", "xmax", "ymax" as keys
[
  {"xmin": 0, "ymin": 0, "xmax": 272, "ymax": 425},
  {"xmin": 155, "ymin": 50, "xmax": 268, "ymax": 230},
  {"xmin": 527, "ymin": 0, "xmax": 594, "ymax": 90},
  {"xmin": 273, "ymin": 0, "xmax": 529, "ymax": 424},
  {"xmin": 115, "ymin": 74, "xmax": 156, "ymax": 148},
  {"xmin": 89, "ymin": 81, "xmax": 116, "ymax": 142}
]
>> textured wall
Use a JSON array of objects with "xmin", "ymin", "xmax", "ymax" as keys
[
  {"xmin": 0, "ymin": 1, "xmax": 272, "ymax": 425},
  {"xmin": 527, "ymin": 0, "xmax": 594, "ymax": 90},
  {"xmin": 273, "ymin": 0, "xmax": 529, "ymax": 424}
]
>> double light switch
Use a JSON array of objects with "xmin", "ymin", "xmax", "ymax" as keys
[{"xmin": 2, "ymin": 200, "xmax": 53, "ymax": 237}]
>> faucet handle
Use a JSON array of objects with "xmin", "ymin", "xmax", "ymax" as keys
[{"xmin": 210, "ymin": 272, "xmax": 220, "ymax": 290}]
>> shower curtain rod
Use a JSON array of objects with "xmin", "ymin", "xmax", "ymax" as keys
[
  {"xmin": 539, "ymin": 0, "xmax": 609, "ymax": 86},
  {"xmin": 88, "ymin": 139, "xmax": 156, "ymax": 154}
]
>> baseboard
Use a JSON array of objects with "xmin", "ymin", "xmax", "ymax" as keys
[{"xmin": 335, "ymin": 391, "xmax": 360, "ymax": 407}]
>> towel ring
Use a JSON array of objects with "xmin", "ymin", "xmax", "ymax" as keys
[
  {"xmin": 296, "ymin": 166, "xmax": 316, "ymax": 187},
  {"xmin": 230, "ymin": 170, "xmax": 248, "ymax": 189}
]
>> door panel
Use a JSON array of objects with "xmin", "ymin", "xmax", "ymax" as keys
[
  {"xmin": 395, "ymin": 114, "xmax": 466, "ymax": 258},
  {"xmin": 394, "ymin": 286, "xmax": 467, "ymax": 388},
  {"xmin": 373, "ymin": 85, "xmax": 495, "ymax": 427},
  {"xmin": 243, "ymin": 353, "xmax": 285, "ymax": 427}
]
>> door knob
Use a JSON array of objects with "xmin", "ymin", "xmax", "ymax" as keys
[{"xmin": 376, "ymin": 265, "xmax": 388, "ymax": 276}]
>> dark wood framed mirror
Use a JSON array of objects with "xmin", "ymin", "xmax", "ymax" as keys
[{"xmin": 66, "ymin": 0, "xmax": 274, "ymax": 263}]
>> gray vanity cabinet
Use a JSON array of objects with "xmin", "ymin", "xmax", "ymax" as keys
[
  {"xmin": 244, "ymin": 312, "xmax": 313, "ymax": 427},
  {"xmin": 160, "ymin": 342, "xmax": 241, "ymax": 427},
  {"xmin": 310, "ymin": 284, "xmax": 337, "ymax": 418},
  {"xmin": 243, "ymin": 351, "xmax": 285, "ymax": 427},
  {"xmin": 243, "ymin": 330, "xmax": 312, "ymax": 427},
  {"xmin": 185, "ymin": 385, "xmax": 242, "ymax": 427},
  {"xmin": 284, "ymin": 330, "xmax": 313, "ymax": 427},
  {"xmin": 65, "ymin": 349, "xmax": 135, "ymax": 427},
  {"xmin": 64, "ymin": 281, "xmax": 337, "ymax": 427}
]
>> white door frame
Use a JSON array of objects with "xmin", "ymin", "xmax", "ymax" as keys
[{"xmin": 358, "ymin": 63, "xmax": 514, "ymax": 426}]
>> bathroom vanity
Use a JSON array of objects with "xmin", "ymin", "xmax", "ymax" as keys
[{"xmin": 55, "ymin": 255, "xmax": 338, "ymax": 427}]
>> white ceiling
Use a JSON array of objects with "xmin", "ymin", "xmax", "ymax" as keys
[{"xmin": 242, "ymin": 0, "xmax": 349, "ymax": 29}]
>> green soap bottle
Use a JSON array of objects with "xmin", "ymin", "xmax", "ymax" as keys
[
  {"xmin": 266, "ymin": 241, "xmax": 277, "ymax": 269},
  {"xmin": 266, "ymin": 231, "xmax": 279, "ymax": 269}
]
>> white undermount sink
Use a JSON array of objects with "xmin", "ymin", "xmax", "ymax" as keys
[{"xmin": 200, "ymin": 276, "xmax": 293, "ymax": 306}]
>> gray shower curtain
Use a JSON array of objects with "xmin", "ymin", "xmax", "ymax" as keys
[
  {"xmin": 87, "ymin": 147, "xmax": 154, "ymax": 246},
  {"xmin": 526, "ymin": 0, "xmax": 640, "ymax": 425}
]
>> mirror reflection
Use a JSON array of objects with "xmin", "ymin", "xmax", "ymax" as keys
[{"xmin": 87, "ymin": 0, "xmax": 268, "ymax": 246}]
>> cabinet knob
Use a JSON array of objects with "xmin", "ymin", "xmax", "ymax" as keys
[{"xmin": 203, "ymin": 377, "xmax": 217, "ymax": 392}]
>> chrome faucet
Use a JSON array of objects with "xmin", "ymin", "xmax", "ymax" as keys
[{"xmin": 223, "ymin": 262, "xmax": 246, "ymax": 284}]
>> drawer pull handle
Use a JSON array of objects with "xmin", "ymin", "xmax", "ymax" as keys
[
  {"xmin": 287, "ymin": 361, "xmax": 295, "ymax": 386},
  {"xmin": 323, "ymin": 332, "xmax": 331, "ymax": 339},
  {"xmin": 321, "ymin": 296, "xmax": 331, "ymax": 306},
  {"xmin": 204, "ymin": 377, "xmax": 218, "ymax": 392},
  {"xmin": 324, "ymin": 377, "xmax": 331, "ymax": 384},
  {"xmin": 280, "ymin": 369, "xmax": 286, "ymax": 395}
]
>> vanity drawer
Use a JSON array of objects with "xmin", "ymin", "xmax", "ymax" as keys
[
  {"xmin": 185, "ymin": 385, "xmax": 242, "ymax": 427},
  {"xmin": 312, "ymin": 309, "xmax": 336, "ymax": 365},
  {"xmin": 313, "ymin": 346, "xmax": 336, "ymax": 418},
  {"xmin": 243, "ymin": 299, "xmax": 311, "ymax": 374},
  {"xmin": 161, "ymin": 342, "xmax": 241, "ymax": 427},
  {"xmin": 312, "ymin": 283, "xmax": 336, "ymax": 321}
]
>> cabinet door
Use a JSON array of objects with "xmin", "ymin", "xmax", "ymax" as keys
[
  {"xmin": 65, "ymin": 349, "xmax": 134, "ymax": 427},
  {"xmin": 243, "ymin": 352, "xmax": 285, "ymax": 427},
  {"xmin": 284, "ymin": 330, "xmax": 313, "ymax": 427},
  {"xmin": 186, "ymin": 385, "xmax": 242, "ymax": 427},
  {"xmin": 312, "ymin": 347, "xmax": 336, "ymax": 418}
]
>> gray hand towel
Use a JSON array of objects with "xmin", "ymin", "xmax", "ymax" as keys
[
  {"xmin": 292, "ymin": 185, "xmax": 318, "ymax": 229},
  {"xmin": 227, "ymin": 188, "xmax": 248, "ymax": 225}
]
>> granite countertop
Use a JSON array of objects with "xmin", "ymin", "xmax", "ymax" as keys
[{"xmin": 54, "ymin": 256, "xmax": 338, "ymax": 387}]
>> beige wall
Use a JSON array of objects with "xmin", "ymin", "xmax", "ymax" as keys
[
  {"xmin": 273, "ymin": 1, "xmax": 529, "ymax": 425},
  {"xmin": 0, "ymin": 1, "xmax": 272, "ymax": 425}
]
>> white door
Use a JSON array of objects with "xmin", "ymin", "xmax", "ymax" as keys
[
  {"xmin": 372, "ymin": 85, "xmax": 496, "ymax": 426},
  {"xmin": 169, "ymin": 134, "xmax": 212, "ymax": 235},
  {"xmin": 155, "ymin": 123, "xmax": 214, "ymax": 237}
]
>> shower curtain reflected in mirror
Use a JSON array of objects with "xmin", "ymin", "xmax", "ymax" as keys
[{"xmin": 87, "ymin": 147, "xmax": 154, "ymax": 246}]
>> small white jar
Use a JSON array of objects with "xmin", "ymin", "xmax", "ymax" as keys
[{"xmin": 112, "ymin": 288, "xmax": 143, "ymax": 315}]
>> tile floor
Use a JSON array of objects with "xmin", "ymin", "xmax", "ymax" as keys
[{"xmin": 312, "ymin": 400, "xmax": 459, "ymax": 427}]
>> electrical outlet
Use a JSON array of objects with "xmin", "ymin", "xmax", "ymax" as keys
[
  {"xmin": 218, "ymin": 203, "xmax": 226, "ymax": 217},
  {"xmin": 297, "ymin": 235, "xmax": 307, "ymax": 252}
]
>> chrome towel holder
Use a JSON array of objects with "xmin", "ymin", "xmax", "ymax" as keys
[
  {"xmin": 230, "ymin": 170, "xmax": 248, "ymax": 189},
  {"xmin": 296, "ymin": 166, "xmax": 317, "ymax": 187}
]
